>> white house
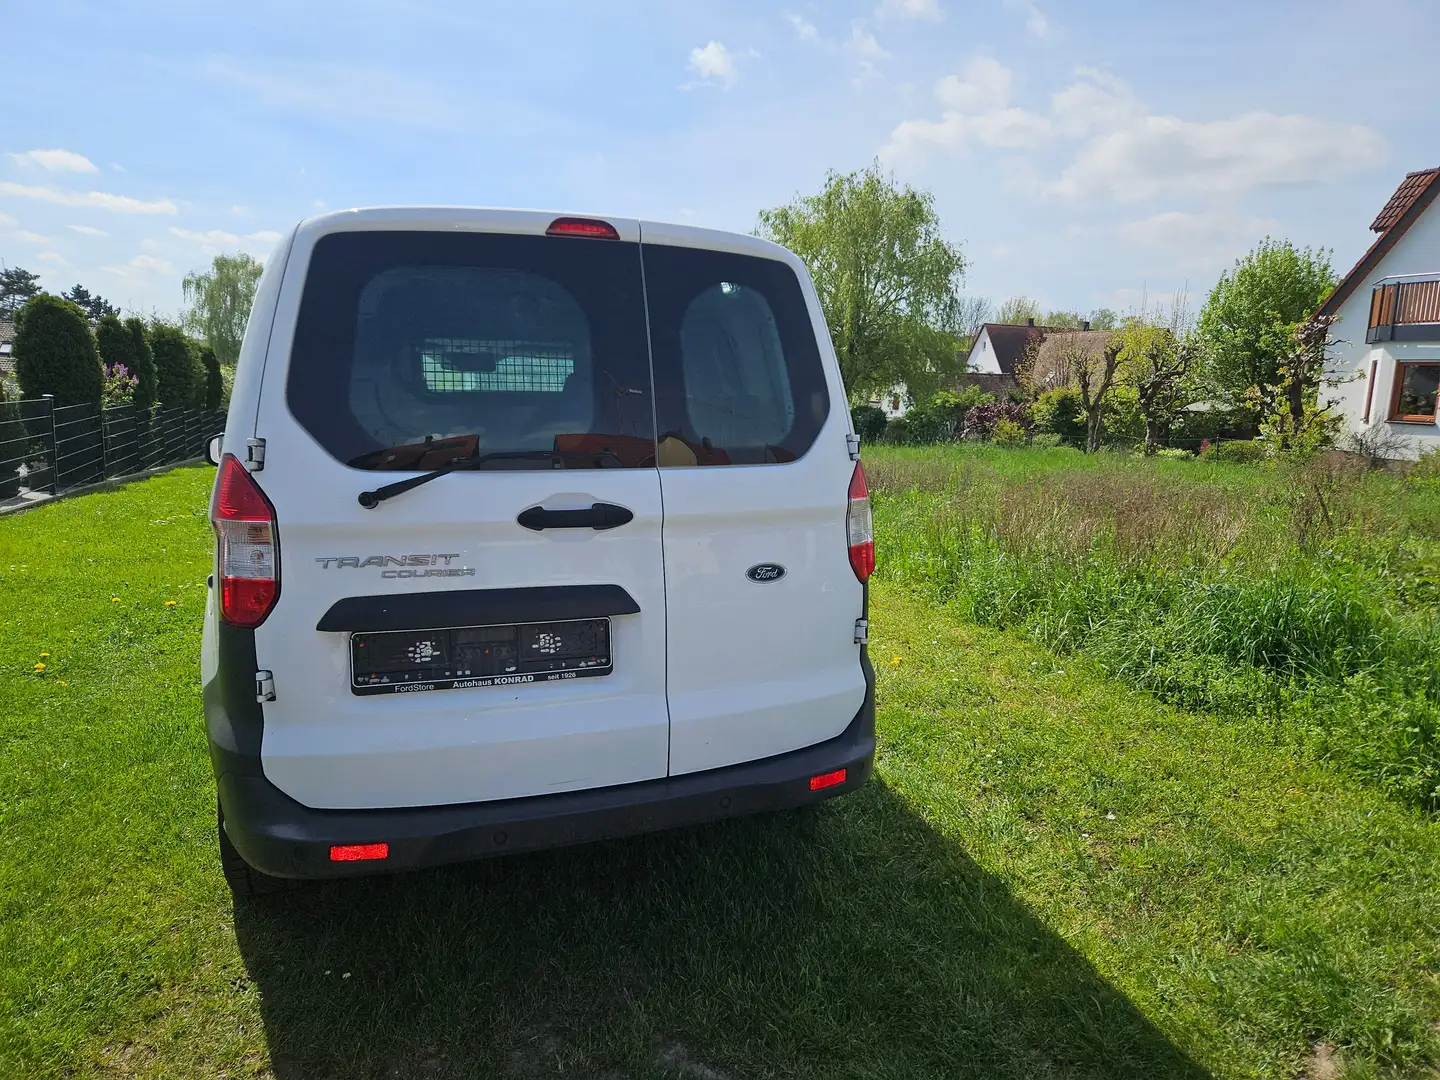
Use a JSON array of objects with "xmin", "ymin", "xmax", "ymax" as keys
[{"xmin": 1321, "ymin": 167, "xmax": 1440, "ymax": 459}]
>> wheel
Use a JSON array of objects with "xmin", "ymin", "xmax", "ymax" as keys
[{"xmin": 218, "ymin": 801, "xmax": 293, "ymax": 898}]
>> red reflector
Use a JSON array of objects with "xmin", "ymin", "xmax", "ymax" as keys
[
  {"xmin": 810, "ymin": 768, "xmax": 847, "ymax": 791},
  {"xmin": 546, "ymin": 216, "xmax": 620, "ymax": 240},
  {"xmin": 329, "ymin": 843, "xmax": 389, "ymax": 862}
]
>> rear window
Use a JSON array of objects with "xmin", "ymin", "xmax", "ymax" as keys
[
  {"xmin": 287, "ymin": 231, "xmax": 657, "ymax": 470},
  {"xmin": 643, "ymin": 244, "xmax": 830, "ymax": 466}
]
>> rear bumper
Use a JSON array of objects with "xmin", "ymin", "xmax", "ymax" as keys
[
  {"xmin": 219, "ymin": 695, "xmax": 874, "ymax": 879},
  {"xmin": 207, "ymin": 598, "xmax": 876, "ymax": 880}
]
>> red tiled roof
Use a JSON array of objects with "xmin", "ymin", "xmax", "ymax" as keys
[
  {"xmin": 1318, "ymin": 168, "xmax": 1440, "ymax": 318},
  {"xmin": 1369, "ymin": 168, "xmax": 1439, "ymax": 232}
]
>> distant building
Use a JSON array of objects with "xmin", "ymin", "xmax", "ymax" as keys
[
  {"xmin": 0, "ymin": 315, "xmax": 15, "ymax": 377},
  {"xmin": 962, "ymin": 319, "xmax": 1083, "ymax": 398},
  {"xmin": 1319, "ymin": 167, "xmax": 1440, "ymax": 460}
]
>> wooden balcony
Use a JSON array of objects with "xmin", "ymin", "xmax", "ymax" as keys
[{"xmin": 1367, "ymin": 277, "xmax": 1440, "ymax": 343}]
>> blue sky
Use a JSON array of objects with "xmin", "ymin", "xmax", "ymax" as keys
[{"xmin": 1, "ymin": 0, "xmax": 1436, "ymax": 319}]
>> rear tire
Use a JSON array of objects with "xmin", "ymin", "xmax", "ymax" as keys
[{"xmin": 218, "ymin": 802, "xmax": 293, "ymax": 899}]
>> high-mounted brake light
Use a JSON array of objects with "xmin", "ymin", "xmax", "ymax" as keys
[
  {"xmin": 330, "ymin": 843, "xmax": 389, "ymax": 862},
  {"xmin": 210, "ymin": 453, "xmax": 280, "ymax": 628},
  {"xmin": 847, "ymin": 461, "xmax": 875, "ymax": 583},
  {"xmin": 546, "ymin": 217, "xmax": 620, "ymax": 240}
]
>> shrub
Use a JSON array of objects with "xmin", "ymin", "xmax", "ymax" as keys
[
  {"xmin": 1408, "ymin": 448, "xmax": 1440, "ymax": 493},
  {"xmin": 1200, "ymin": 439, "xmax": 1267, "ymax": 465},
  {"xmin": 124, "ymin": 317, "xmax": 157, "ymax": 415},
  {"xmin": 884, "ymin": 417, "xmax": 911, "ymax": 445},
  {"xmin": 101, "ymin": 363, "xmax": 139, "ymax": 408},
  {"xmin": 851, "ymin": 405, "xmax": 888, "ymax": 444},
  {"xmin": 149, "ymin": 323, "xmax": 198, "ymax": 408},
  {"xmin": 1030, "ymin": 387, "xmax": 1087, "ymax": 441},
  {"xmin": 219, "ymin": 363, "xmax": 236, "ymax": 411},
  {"xmin": 992, "ymin": 417, "xmax": 1027, "ymax": 447},
  {"xmin": 1029, "ymin": 432, "xmax": 1065, "ymax": 449},
  {"xmin": 1102, "ymin": 384, "xmax": 1145, "ymax": 445},
  {"xmin": 200, "ymin": 345, "xmax": 222, "ymax": 411},
  {"xmin": 1155, "ymin": 447, "xmax": 1192, "ymax": 460},
  {"xmin": 963, "ymin": 401, "xmax": 1031, "ymax": 440},
  {"xmin": 13, "ymin": 294, "xmax": 103, "ymax": 407}
]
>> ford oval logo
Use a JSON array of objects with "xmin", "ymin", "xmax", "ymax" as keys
[{"xmin": 746, "ymin": 563, "xmax": 786, "ymax": 583}]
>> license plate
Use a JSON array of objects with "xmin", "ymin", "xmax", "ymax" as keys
[{"xmin": 350, "ymin": 618, "xmax": 611, "ymax": 696}]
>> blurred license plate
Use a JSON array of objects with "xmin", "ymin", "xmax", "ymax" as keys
[{"xmin": 350, "ymin": 618, "xmax": 611, "ymax": 696}]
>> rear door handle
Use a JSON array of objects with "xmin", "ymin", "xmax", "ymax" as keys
[{"xmin": 517, "ymin": 502, "xmax": 634, "ymax": 531}]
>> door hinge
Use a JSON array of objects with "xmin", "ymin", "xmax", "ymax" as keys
[
  {"xmin": 255, "ymin": 670, "xmax": 276, "ymax": 703},
  {"xmin": 853, "ymin": 618, "xmax": 869, "ymax": 645},
  {"xmin": 244, "ymin": 437, "xmax": 266, "ymax": 472},
  {"xmin": 846, "ymin": 433, "xmax": 862, "ymax": 461}
]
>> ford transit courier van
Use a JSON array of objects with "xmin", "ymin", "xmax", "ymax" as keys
[{"xmin": 201, "ymin": 208, "xmax": 875, "ymax": 892}]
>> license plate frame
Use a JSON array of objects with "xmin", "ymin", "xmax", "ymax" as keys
[{"xmin": 349, "ymin": 617, "xmax": 612, "ymax": 696}]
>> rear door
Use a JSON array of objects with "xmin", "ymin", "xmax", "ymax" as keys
[
  {"xmin": 640, "ymin": 225, "xmax": 867, "ymax": 775},
  {"xmin": 249, "ymin": 211, "xmax": 669, "ymax": 810}
]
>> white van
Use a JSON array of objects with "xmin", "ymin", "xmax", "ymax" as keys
[{"xmin": 201, "ymin": 208, "xmax": 875, "ymax": 892}]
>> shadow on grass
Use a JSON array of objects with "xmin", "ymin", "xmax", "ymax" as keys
[{"xmin": 234, "ymin": 779, "xmax": 1209, "ymax": 1080}]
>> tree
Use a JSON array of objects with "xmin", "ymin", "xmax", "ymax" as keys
[
  {"xmin": 1117, "ymin": 303, "xmax": 1203, "ymax": 452},
  {"xmin": 1, "ymin": 266, "xmax": 42, "ymax": 316},
  {"xmin": 1025, "ymin": 331, "xmax": 1123, "ymax": 452},
  {"xmin": 1197, "ymin": 238, "xmax": 1335, "ymax": 409},
  {"xmin": 995, "ymin": 296, "xmax": 1041, "ymax": 325},
  {"xmin": 61, "ymin": 284, "xmax": 119, "ymax": 321},
  {"xmin": 182, "ymin": 253, "xmax": 263, "ymax": 368},
  {"xmin": 13, "ymin": 294, "xmax": 103, "ymax": 407},
  {"xmin": 956, "ymin": 294, "xmax": 992, "ymax": 348},
  {"xmin": 124, "ymin": 317, "xmax": 157, "ymax": 415},
  {"xmin": 1250, "ymin": 315, "xmax": 1344, "ymax": 458},
  {"xmin": 756, "ymin": 163, "xmax": 966, "ymax": 403},
  {"xmin": 199, "ymin": 344, "xmax": 222, "ymax": 410},
  {"xmin": 1087, "ymin": 308, "xmax": 1119, "ymax": 331},
  {"xmin": 149, "ymin": 322, "xmax": 199, "ymax": 407}
]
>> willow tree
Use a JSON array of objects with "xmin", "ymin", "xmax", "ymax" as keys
[
  {"xmin": 757, "ymin": 163, "xmax": 966, "ymax": 403},
  {"xmin": 182, "ymin": 253, "xmax": 263, "ymax": 368}
]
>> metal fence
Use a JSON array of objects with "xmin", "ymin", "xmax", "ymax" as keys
[{"xmin": 0, "ymin": 395, "xmax": 224, "ymax": 508}]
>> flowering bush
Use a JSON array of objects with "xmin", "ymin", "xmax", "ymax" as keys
[
  {"xmin": 992, "ymin": 417, "xmax": 1027, "ymax": 447},
  {"xmin": 102, "ymin": 362, "xmax": 139, "ymax": 408},
  {"xmin": 963, "ymin": 401, "xmax": 1031, "ymax": 441}
]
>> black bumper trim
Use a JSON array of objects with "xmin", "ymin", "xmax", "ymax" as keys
[
  {"xmin": 315, "ymin": 583, "xmax": 640, "ymax": 633},
  {"xmin": 219, "ymin": 691, "xmax": 874, "ymax": 879}
]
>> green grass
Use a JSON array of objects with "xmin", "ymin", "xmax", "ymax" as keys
[
  {"xmin": 2, "ymin": 466, "xmax": 1440, "ymax": 1079},
  {"xmin": 870, "ymin": 443, "xmax": 1440, "ymax": 809}
]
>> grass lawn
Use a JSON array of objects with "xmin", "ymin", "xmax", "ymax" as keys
[{"xmin": 2, "ymin": 466, "xmax": 1439, "ymax": 1079}]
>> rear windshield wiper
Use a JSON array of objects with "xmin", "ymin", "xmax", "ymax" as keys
[{"xmin": 357, "ymin": 450, "xmax": 619, "ymax": 509}]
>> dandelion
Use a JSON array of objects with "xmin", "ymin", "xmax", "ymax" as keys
[
  {"xmin": 111, "ymin": 597, "xmax": 121, "ymax": 603},
  {"xmin": 33, "ymin": 662, "xmax": 45, "ymax": 672},
  {"xmin": 39, "ymin": 652, "xmax": 49, "ymax": 658},
  {"xmin": 891, "ymin": 656, "xmax": 902, "ymax": 666},
  {"xmin": 164, "ymin": 600, "xmax": 177, "ymax": 607},
  {"xmin": 57, "ymin": 680, "xmax": 68, "ymax": 686}
]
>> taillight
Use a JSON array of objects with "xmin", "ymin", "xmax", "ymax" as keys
[
  {"xmin": 847, "ymin": 461, "xmax": 875, "ymax": 583},
  {"xmin": 546, "ymin": 216, "xmax": 620, "ymax": 239},
  {"xmin": 210, "ymin": 453, "xmax": 280, "ymax": 628}
]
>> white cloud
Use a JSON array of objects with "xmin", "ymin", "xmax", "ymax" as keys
[
  {"xmin": 0, "ymin": 182, "xmax": 178, "ymax": 215},
  {"xmin": 1049, "ymin": 112, "xmax": 1386, "ymax": 202},
  {"xmin": 246, "ymin": 230, "xmax": 283, "ymax": 246},
  {"xmin": 1003, "ymin": 0, "xmax": 1049, "ymax": 37},
  {"xmin": 882, "ymin": 62, "xmax": 1386, "ymax": 204},
  {"xmin": 786, "ymin": 13, "xmax": 820, "ymax": 41},
  {"xmin": 877, "ymin": 0, "xmax": 944, "ymax": 19},
  {"xmin": 847, "ymin": 21, "xmax": 889, "ymax": 61},
  {"xmin": 16, "ymin": 230, "xmax": 50, "ymax": 244},
  {"xmin": 68, "ymin": 224, "xmax": 107, "ymax": 236},
  {"xmin": 37, "ymin": 251, "xmax": 69, "ymax": 266},
  {"xmin": 170, "ymin": 226, "xmax": 243, "ymax": 247},
  {"xmin": 1117, "ymin": 210, "xmax": 1280, "ymax": 272},
  {"xmin": 8, "ymin": 148, "xmax": 98, "ymax": 173},
  {"xmin": 103, "ymin": 253, "xmax": 175, "ymax": 278},
  {"xmin": 882, "ymin": 57, "xmax": 1048, "ymax": 161},
  {"xmin": 0, "ymin": 212, "xmax": 14, "ymax": 228},
  {"xmin": 687, "ymin": 41, "xmax": 740, "ymax": 90}
]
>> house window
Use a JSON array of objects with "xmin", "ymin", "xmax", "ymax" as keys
[{"xmin": 1390, "ymin": 362, "xmax": 1440, "ymax": 423}]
